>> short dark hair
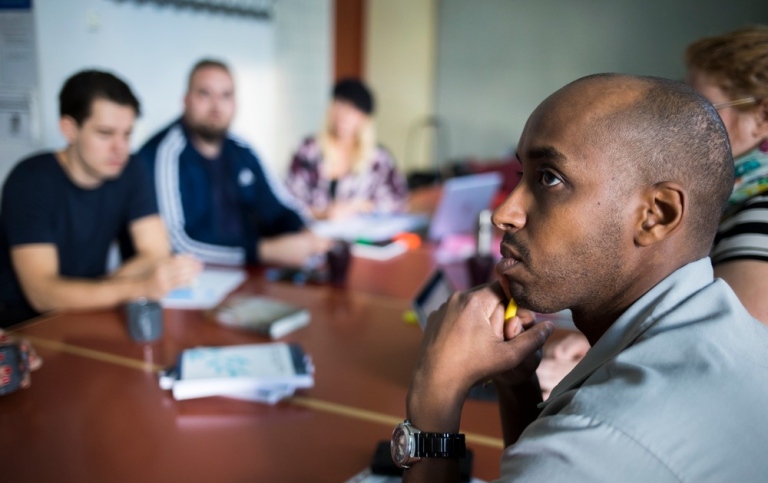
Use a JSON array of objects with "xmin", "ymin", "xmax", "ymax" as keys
[
  {"xmin": 187, "ymin": 58, "xmax": 231, "ymax": 90},
  {"xmin": 59, "ymin": 70, "xmax": 140, "ymax": 125},
  {"xmin": 582, "ymin": 74, "xmax": 733, "ymax": 252},
  {"xmin": 333, "ymin": 78, "xmax": 375, "ymax": 114}
]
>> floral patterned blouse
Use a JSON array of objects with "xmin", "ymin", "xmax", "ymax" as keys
[{"xmin": 286, "ymin": 137, "xmax": 408, "ymax": 215}]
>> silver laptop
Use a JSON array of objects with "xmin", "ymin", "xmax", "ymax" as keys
[{"xmin": 428, "ymin": 172, "xmax": 503, "ymax": 241}]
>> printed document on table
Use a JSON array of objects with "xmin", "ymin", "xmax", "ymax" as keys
[
  {"xmin": 162, "ymin": 268, "xmax": 247, "ymax": 309},
  {"xmin": 311, "ymin": 213, "xmax": 429, "ymax": 243}
]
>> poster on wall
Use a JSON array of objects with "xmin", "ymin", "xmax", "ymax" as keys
[
  {"xmin": 0, "ymin": 0, "xmax": 39, "ymax": 155},
  {"xmin": 0, "ymin": 94, "xmax": 32, "ymax": 143},
  {"xmin": 0, "ymin": 0, "xmax": 37, "ymax": 88}
]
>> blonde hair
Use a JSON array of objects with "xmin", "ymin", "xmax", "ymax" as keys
[
  {"xmin": 318, "ymin": 105, "xmax": 377, "ymax": 174},
  {"xmin": 685, "ymin": 25, "xmax": 768, "ymax": 106}
]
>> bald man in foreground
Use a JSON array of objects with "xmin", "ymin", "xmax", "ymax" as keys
[{"xmin": 396, "ymin": 74, "xmax": 768, "ymax": 482}]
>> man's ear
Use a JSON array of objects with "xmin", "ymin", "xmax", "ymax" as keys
[
  {"xmin": 635, "ymin": 182, "xmax": 685, "ymax": 247},
  {"xmin": 58, "ymin": 116, "xmax": 78, "ymax": 144}
]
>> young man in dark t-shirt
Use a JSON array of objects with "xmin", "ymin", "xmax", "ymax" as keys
[{"xmin": 0, "ymin": 70, "xmax": 201, "ymax": 327}]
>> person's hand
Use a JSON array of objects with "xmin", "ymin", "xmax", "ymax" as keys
[
  {"xmin": 143, "ymin": 254, "xmax": 203, "ymax": 300},
  {"xmin": 537, "ymin": 332, "xmax": 589, "ymax": 399},
  {"xmin": 543, "ymin": 331, "xmax": 590, "ymax": 360},
  {"xmin": 492, "ymin": 308, "xmax": 544, "ymax": 388},
  {"xmin": 536, "ymin": 357, "xmax": 580, "ymax": 400},
  {"xmin": 416, "ymin": 293, "xmax": 550, "ymax": 393},
  {"xmin": 327, "ymin": 200, "xmax": 374, "ymax": 221},
  {"xmin": 406, "ymin": 282, "xmax": 553, "ymax": 432},
  {"xmin": 0, "ymin": 329, "xmax": 42, "ymax": 391},
  {"xmin": 258, "ymin": 231, "xmax": 334, "ymax": 268}
]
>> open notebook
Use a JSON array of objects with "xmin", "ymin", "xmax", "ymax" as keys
[{"xmin": 162, "ymin": 268, "xmax": 247, "ymax": 309}]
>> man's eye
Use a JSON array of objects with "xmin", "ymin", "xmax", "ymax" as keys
[{"xmin": 540, "ymin": 170, "xmax": 562, "ymax": 187}]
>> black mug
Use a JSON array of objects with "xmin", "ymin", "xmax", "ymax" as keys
[
  {"xmin": 327, "ymin": 241, "xmax": 352, "ymax": 286},
  {"xmin": 126, "ymin": 299, "xmax": 163, "ymax": 342}
]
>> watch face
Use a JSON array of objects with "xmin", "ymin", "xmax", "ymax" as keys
[{"xmin": 391, "ymin": 425, "xmax": 410, "ymax": 467}]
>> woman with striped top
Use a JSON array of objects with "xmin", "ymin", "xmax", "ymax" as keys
[{"xmin": 686, "ymin": 26, "xmax": 768, "ymax": 325}]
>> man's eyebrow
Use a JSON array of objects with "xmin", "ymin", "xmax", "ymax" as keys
[{"xmin": 517, "ymin": 146, "xmax": 567, "ymax": 163}]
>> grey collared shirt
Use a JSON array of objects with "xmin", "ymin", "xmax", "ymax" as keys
[{"xmin": 497, "ymin": 258, "xmax": 768, "ymax": 482}]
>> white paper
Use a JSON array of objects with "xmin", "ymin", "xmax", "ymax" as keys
[
  {"xmin": 311, "ymin": 213, "xmax": 429, "ymax": 243},
  {"xmin": 162, "ymin": 268, "xmax": 246, "ymax": 309},
  {"xmin": 169, "ymin": 343, "xmax": 314, "ymax": 402},
  {"xmin": 351, "ymin": 241, "xmax": 408, "ymax": 261},
  {"xmin": 180, "ymin": 343, "xmax": 302, "ymax": 381}
]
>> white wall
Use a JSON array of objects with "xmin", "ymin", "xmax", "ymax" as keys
[
  {"xmin": 435, "ymin": 0, "xmax": 768, "ymax": 163},
  {"xmin": 273, "ymin": 0, "xmax": 333, "ymax": 173},
  {"xmin": 365, "ymin": 0, "xmax": 437, "ymax": 173},
  {"xmin": 0, "ymin": 0, "xmax": 331, "ymax": 183},
  {"xmin": 34, "ymin": 0, "xmax": 274, "ymax": 160}
]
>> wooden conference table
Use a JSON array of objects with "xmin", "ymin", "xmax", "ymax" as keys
[{"xmin": 0, "ymin": 247, "xmax": 509, "ymax": 482}]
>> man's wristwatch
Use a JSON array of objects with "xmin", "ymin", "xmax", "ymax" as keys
[{"xmin": 390, "ymin": 419, "xmax": 466, "ymax": 469}]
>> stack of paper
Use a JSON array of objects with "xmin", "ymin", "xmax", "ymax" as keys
[
  {"xmin": 311, "ymin": 213, "xmax": 429, "ymax": 243},
  {"xmin": 159, "ymin": 343, "xmax": 314, "ymax": 404},
  {"xmin": 350, "ymin": 240, "xmax": 409, "ymax": 261}
]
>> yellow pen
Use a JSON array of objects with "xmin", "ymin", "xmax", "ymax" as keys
[{"xmin": 505, "ymin": 298, "xmax": 517, "ymax": 320}]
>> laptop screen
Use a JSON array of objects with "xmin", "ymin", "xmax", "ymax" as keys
[{"xmin": 428, "ymin": 172, "xmax": 503, "ymax": 241}]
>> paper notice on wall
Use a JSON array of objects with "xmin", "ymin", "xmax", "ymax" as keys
[
  {"xmin": 0, "ymin": 93, "xmax": 31, "ymax": 142},
  {"xmin": 0, "ymin": 8, "xmax": 38, "ymax": 88}
]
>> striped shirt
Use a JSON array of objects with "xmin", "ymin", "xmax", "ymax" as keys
[
  {"xmin": 712, "ymin": 194, "xmax": 768, "ymax": 264},
  {"xmin": 136, "ymin": 119, "xmax": 306, "ymax": 266}
]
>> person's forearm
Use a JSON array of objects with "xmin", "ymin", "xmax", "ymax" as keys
[
  {"xmin": 402, "ymin": 372, "xmax": 466, "ymax": 483},
  {"xmin": 110, "ymin": 253, "xmax": 162, "ymax": 279},
  {"xmin": 406, "ymin": 377, "xmax": 465, "ymax": 433},
  {"xmin": 257, "ymin": 231, "xmax": 329, "ymax": 268},
  {"xmin": 22, "ymin": 275, "xmax": 149, "ymax": 313},
  {"xmin": 496, "ymin": 377, "xmax": 543, "ymax": 447}
]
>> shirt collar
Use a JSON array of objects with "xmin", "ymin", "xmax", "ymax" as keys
[{"xmin": 540, "ymin": 257, "xmax": 714, "ymax": 408}]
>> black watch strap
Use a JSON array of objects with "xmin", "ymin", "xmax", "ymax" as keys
[{"xmin": 413, "ymin": 432, "xmax": 466, "ymax": 458}]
